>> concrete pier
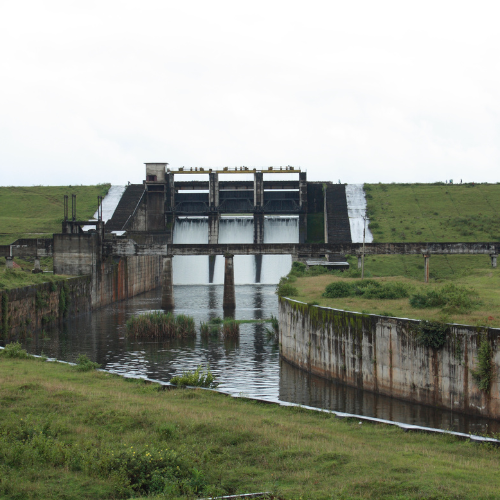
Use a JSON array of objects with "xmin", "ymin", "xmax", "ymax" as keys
[
  {"xmin": 424, "ymin": 254, "xmax": 430, "ymax": 283},
  {"xmin": 253, "ymin": 212, "xmax": 264, "ymax": 244},
  {"xmin": 299, "ymin": 172, "xmax": 307, "ymax": 244},
  {"xmin": 208, "ymin": 213, "xmax": 220, "ymax": 244},
  {"xmin": 209, "ymin": 172, "xmax": 219, "ymax": 209},
  {"xmin": 5, "ymin": 256, "xmax": 13, "ymax": 269},
  {"xmin": 208, "ymin": 255, "xmax": 216, "ymax": 283},
  {"xmin": 32, "ymin": 257, "xmax": 42, "ymax": 274},
  {"xmin": 492, "ymin": 254, "xmax": 497, "ymax": 268},
  {"xmin": 253, "ymin": 171, "xmax": 264, "ymax": 208},
  {"xmin": 254, "ymin": 254, "xmax": 262, "ymax": 283},
  {"xmin": 223, "ymin": 253, "xmax": 236, "ymax": 313},
  {"xmin": 161, "ymin": 255, "xmax": 174, "ymax": 310}
]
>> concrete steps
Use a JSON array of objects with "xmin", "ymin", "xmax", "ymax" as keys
[
  {"xmin": 105, "ymin": 184, "xmax": 145, "ymax": 231},
  {"xmin": 325, "ymin": 184, "xmax": 352, "ymax": 244}
]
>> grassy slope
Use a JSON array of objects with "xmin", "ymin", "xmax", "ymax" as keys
[
  {"xmin": 0, "ymin": 185, "xmax": 110, "ymax": 245},
  {"xmin": 1, "ymin": 356, "xmax": 499, "ymax": 500},
  {"xmin": 364, "ymin": 183, "xmax": 500, "ymax": 242},
  {"xmin": 293, "ymin": 184, "xmax": 500, "ymax": 325},
  {"xmin": 292, "ymin": 270, "xmax": 500, "ymax": 327}
]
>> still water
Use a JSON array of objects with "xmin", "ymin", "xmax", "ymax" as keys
[{"xmin": 19, "ymin": 284, "xmax": 500, "ymax": 436}]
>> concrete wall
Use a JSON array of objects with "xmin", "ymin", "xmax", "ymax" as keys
[
  {"xmin": 279, "ymin": 297, "xmax": 500, "ymax": 419},
  {"xmin": 54, "ymin": 233, "xmax": 163, "ymax": 308},
  {"xmin": 94, "ymin": 254, "xmax": 162, "ymax": 308},
  {"xmin": 0, "ymin": 277, "xmax": 91, "ymax": 338}
]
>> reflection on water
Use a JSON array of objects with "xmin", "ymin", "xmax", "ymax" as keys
[{"xmin": 12, "ymin": 285, "xmax": 500, "ymax": 436}]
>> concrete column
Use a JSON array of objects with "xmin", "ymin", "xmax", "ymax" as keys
[
  {"xmin": 223, "ymin": 253, "xmax": 236, "ymax": 312},
  {"xmin": 491, "ymin": 254, "xmax": 497, "ymax": 268},
  {"xmin": 209, "ymin": 172, "xmax": 219, "ymax": 210},
  {"xmin": 208, "ymin": 213, "xmax": 220, "ymax": 245},
  {"xmin": 254, "ymin": 171, "xmax": 264, "ymax": 208},
  {"xmin": 32, "ymin": 258, "xmax": 42, "ymax": 274},
  {"xmin": 254, "ymin": 254, "xmax": 262, "ymax": 283},
  {"xmin": 299, "ymin": 213, "xmax": 307, "ymax": 244},
  {"xmin": 166, "ymin": 213, "xmax": 175, "ymax": 245},
  {"xmin": 161, "ymin": 255, "xmax": 174, "ymax": 310},
  {"xmin": 358, "ymin": 255, "xmax": 362, "ymax": 269},
  {"xmin": 166, "ymin": 172, "xmax": 175, "ymax": 210},
  {"xmin": 253, "ymin": 212, "xmax": 264, "ymax": 244},
  {"xmin": 5, "ymin": 257, "xmax": 13, "ymax": 269},
  {"xmin": 423, "ymin": 254, "xmax": 430, "ymax": 283},
  {"xmin": 299, "ymin": 171, "xmax": 307, "ymax": 210},
  {"xmin": 208, "ymin": 255, "xmax": 216, "ymax": 284}
]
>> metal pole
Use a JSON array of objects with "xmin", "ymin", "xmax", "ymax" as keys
[{"xmin": 361, "ymin": 215, "xmax": 366, "ymax": 279}]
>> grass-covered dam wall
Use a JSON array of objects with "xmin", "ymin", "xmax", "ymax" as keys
[{"xmin": 279, "ymin": 297, "xmax": 500, "ymax": 420}]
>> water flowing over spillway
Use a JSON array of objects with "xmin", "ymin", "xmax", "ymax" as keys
[
  {"xmin": 345, "ymin": 184, "xmax": 373, "ymax": 243},
  {"xmin": 172, "ymin": 216, "xmax": 299, "ymax": 284}
]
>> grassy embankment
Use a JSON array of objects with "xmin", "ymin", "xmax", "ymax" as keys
[
  {"xmin": 1, "ymin": 352, "xmax": 500, "ymax": 500},
  {"xmin": 0, "ymin": 184, "xmax": 110, "ymax": 290},
  {"xmin": 287, "ymin": 183, "xmax": 500, "ymax": 327}
]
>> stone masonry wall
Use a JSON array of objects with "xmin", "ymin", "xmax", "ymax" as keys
[{"xmin": 279, "ymin": 297, "xmax": 500, "ymax": 420}]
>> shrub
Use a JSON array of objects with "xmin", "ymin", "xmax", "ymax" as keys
[
  {"xmin": 276, "ymin": 277, "xmax": 298, "ymax": 297},
  {"xmin": 1, "ymin": 342, "xmax": 30, "ymax": 359},
  {"xmin": 417, "ymin": 321, "xmax": 448, "ymax": 349},
  {"xmin": 471, "ymin": 338, "xmax": 493, "ymax": 392},
  {"xmin": 74, "ymin": 354, "xmax": 100, "ymax": 372},
  {"xmin": 323, "ymin": 281, "xmax": 352, "ymax": 298},
  {"xmin": 169, "ymin": 365, "xmax": 218, "ymax": 388},
  {"xmin": 409, "ymin": 283, "xmax": 481, "ymax": 313}
]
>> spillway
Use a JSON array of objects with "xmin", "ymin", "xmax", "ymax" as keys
[{"xmin": 172, "ymin": 216, "xmax": 299, "ymax": 284}]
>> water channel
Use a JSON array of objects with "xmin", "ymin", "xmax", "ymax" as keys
[{"xmin": 12, "ymin": 216, "xmax": 500, "ymax": 436}]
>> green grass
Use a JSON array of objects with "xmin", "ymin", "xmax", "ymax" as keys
[
  {"xmin": 364, "ymin": 183, "xmax": 500, "ymax": 242},
  {"xmin": 0, "ymin": 185, "xmax": 110, "ymax": 245},
  {"xmin": 1, "ymin": 355, "xmax": 500, "ymax": 499},
  {"xmin": 0, "ymin": 261, "xmax": 68, "ymax": 291}
]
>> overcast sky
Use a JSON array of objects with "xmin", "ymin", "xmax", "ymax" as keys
[{"xmin": 2, "ymin": 1, "xmax": 500, "ymax": 186}]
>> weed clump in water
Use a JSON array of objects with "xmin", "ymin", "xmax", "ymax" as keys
[
  {"xmin": 169, "ymin": 365, "xmax": 218, "ymax": 388},
  {"xmin": 222, "ymin": 320, "xmax": 239, "ymax": 339},
  {"xmin": 126, "ymin": 312, "xmax": 195, "ymax": 339}
]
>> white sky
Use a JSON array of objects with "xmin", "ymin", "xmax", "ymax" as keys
[{"xmin": 1, "ymin": 1, "xmax": 500, "ymax": 186}]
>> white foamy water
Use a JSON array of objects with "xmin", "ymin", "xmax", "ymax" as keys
[
  {"xmin": 173, "ymin": 217, "xmax": 209, "ymax": 284},
  {"xmin": 345, "ymin": 184, "xmax": 373, "ymax": 243},
  {"xmin": 173, "ymin": 216, "xmax": 298, "ymax": 284},
  {"xmin": 83, "ymin": 185, "xmax": 127, "ymax": 231}
]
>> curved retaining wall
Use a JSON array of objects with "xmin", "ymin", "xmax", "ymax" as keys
[{"xmin": 279, "ymin": 297, "xmax": 500, "ymax": 420}]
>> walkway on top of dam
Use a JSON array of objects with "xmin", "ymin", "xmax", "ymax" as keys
[{"xmin": 104, "ymin": 240, "xmax": 500, "ymax": 257}]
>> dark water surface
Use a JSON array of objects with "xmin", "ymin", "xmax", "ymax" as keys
[{"xmin": 15, "ymin": 285, "xmax": 500, "ymax": 436}]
